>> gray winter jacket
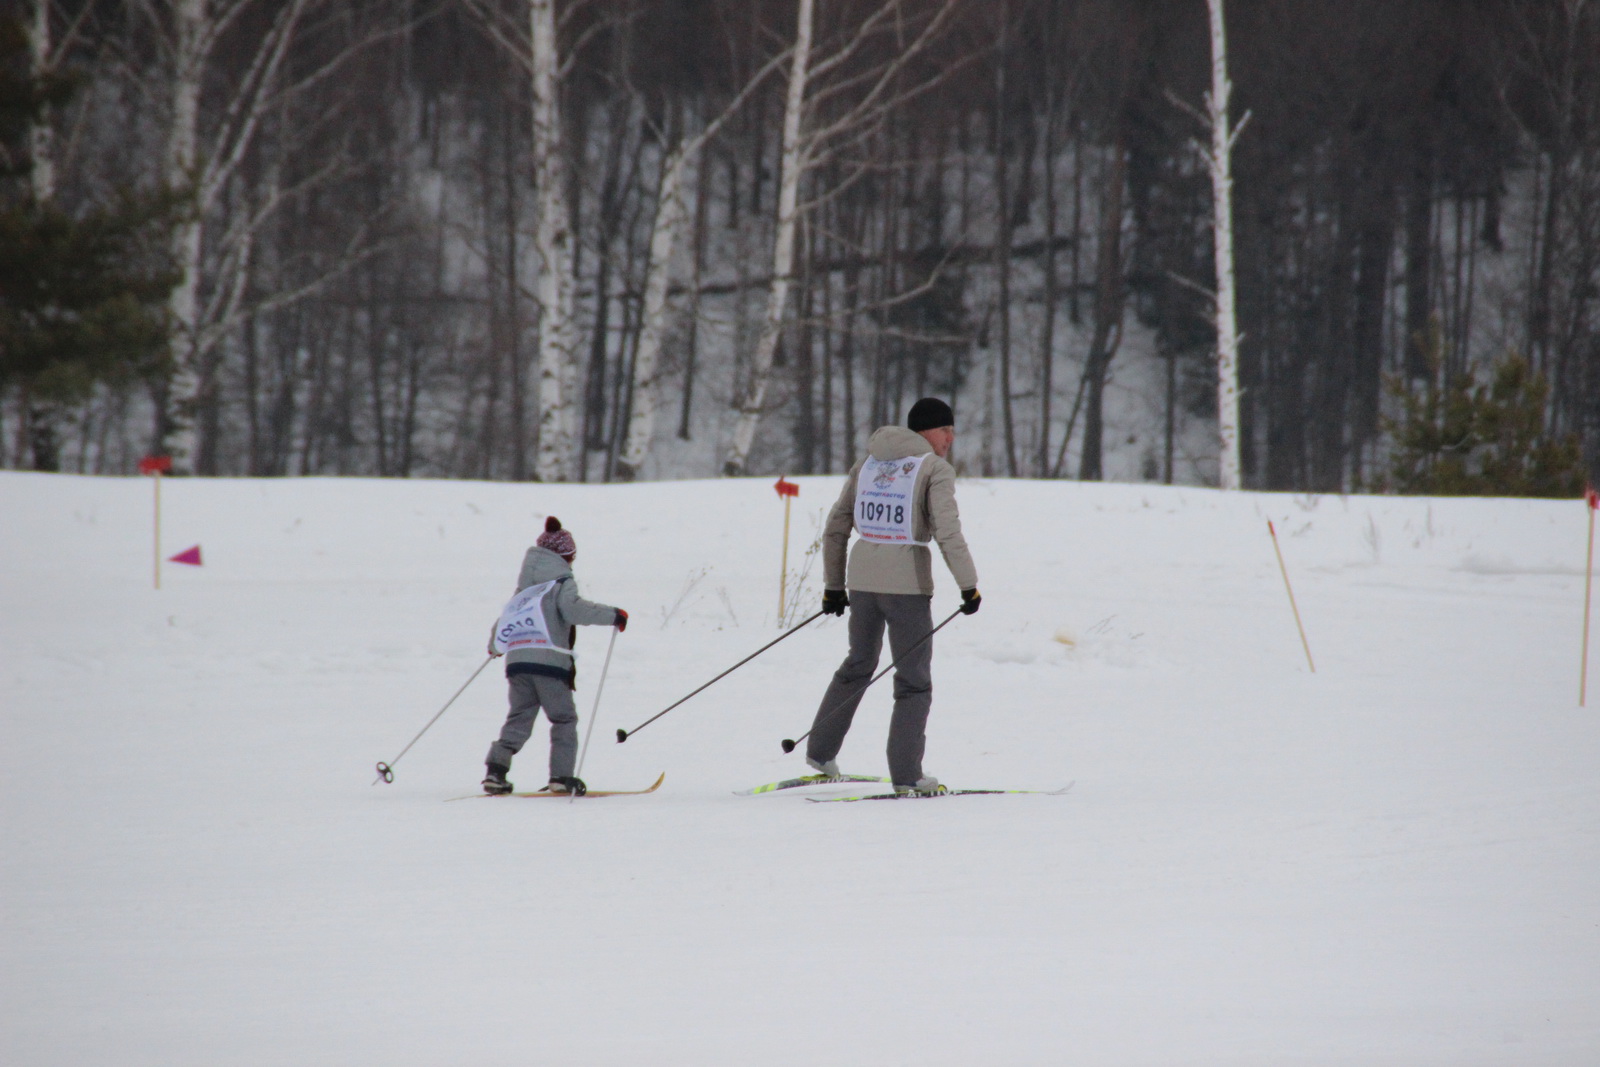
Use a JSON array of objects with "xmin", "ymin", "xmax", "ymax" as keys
[
  {"xmin": 822, "ymin": 425, "xmax": 978, "ymax": 596},
  {"xmin": 491, "ymin": 546, "xmax": 619, "ymax": 680}
]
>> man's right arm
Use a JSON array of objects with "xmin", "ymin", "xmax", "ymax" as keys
[{"xmin": 821, "ymin": 463, "xmax": 860, "ymax": 590}]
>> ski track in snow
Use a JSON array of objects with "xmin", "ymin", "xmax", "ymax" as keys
[{"xmin": 2, "ymin": 471, "xmax": 1597, "ymax": 1066}]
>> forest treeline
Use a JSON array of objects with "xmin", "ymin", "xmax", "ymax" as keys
[{"xmin": 2, "ymin": 0, "xmax": 1596, "ymax": 493}]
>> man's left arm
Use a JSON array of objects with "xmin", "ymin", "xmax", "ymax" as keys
[{"xmin": 925, "ymin": 460, "xmax": 977, "ymax": 591}]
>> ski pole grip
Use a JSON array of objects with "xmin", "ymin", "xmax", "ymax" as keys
[{"xmin": 616, "ymin": 728, "xmax": 629, "ymax": 743}]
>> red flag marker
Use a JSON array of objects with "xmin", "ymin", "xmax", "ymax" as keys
[
  {"xmin": 140, "ymin": 455, "xmax": 172, "ymax": 588},
  {"xmin": 168, "ymin": 545, "xmax": 203, "ymax": 567},
  {"xmin": 774, "ymin": 478, "xmax": 799, "ymax": 624}
]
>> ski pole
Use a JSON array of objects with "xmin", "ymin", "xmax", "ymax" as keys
[
  {"xmin": 781, "ymin": 606, "xmax": 963, "ymax": 754},
  {"xmin": 572, "ymin": 626, "xmax": 620, "ymax": 791},
  {"xmin": 617, "ymin": 610, "xmax": 825, "ymax": 742},
  {"xmin": 373, "ymin": 654, "xmax": 493, "ymax": 784}
]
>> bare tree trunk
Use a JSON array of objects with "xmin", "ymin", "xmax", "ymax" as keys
[
  {"xmin": 1077, "ymin": 139, "xmax": 1126, "ymax": 482},
  {"xmin": 618, "ymin": 48, "xmax": 784, "ymax": 478},
  {"xmin": 725, "ymin": 0, "xmax": 813, "ymax": 476},
  {"xmin": 1037, "ymin": 39, "xmax": 1061, "ymax": 478},
  {"xmin": 502, "ymin": 91, "xmax": 527, "ymax": 481},
  {"xmin": 162, "ymin": 0, "xmax": 207, "ymax": 469},
  {"xmin": 24, "ymin": 0, "xmax": 60, "ymax": 471},
  {"xmin": 151, "ymin": 0, "xmax": 351, "ymax": 473},
  {"xmin": 678, "ymin": 134, "xmax": 711, "ymax": 441},
  {"xmin": 795, "ymin": 218, "xmax": 817, "ymax": 472},
  {"xmin": 993, "ymin": 6, "xmax": 1018, "ymax": 478},
  {"xmin": 1402, "ymin": 145, "xmax": 1435, "ymax": 382},
  {"xmin": 616, "ymin": 128, "xmax": 691, "ymax": 480},
  {"xmin": 531, "ymin": 0, "xmax": 577, "ymax": 481},
  {"xmin": 582, "ymin": 102, "xmax": 637, "ymax": 478},
  {"xmin": 29, "ymin": 0, "xmax": 54, "ymax": 204},
  {"xmin": 1206, "ymin": 0, "xmax": 1245, "ymax": 490}
]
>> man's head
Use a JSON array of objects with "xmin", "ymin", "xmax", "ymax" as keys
[{"xmin": 907, "ymin": 397, "xmax": 955, "ymax": 458}]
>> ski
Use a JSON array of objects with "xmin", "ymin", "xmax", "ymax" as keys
[
  {"xmin": 448, "ymin": 772, "xmax": 665, "ymax": 801},
  {"xmin": 806, "ymin": 781, "xmax": 1074, "ymax": 803},
  {"xmin": 734, "ymin": 773, "xmax": 889, "ymax": 796}
]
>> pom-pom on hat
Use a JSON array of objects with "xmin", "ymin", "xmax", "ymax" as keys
[
  {"xmin": 537, "ymin": 516, "xmax": 577, "ymax": 560},
  {"xmin": 907, "ymin": 397, "xmax": 954, "ymax": 432}
]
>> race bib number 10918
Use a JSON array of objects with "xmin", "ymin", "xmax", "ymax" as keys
[{"xmin": 854, "ymin": 455, "xmax": 928, "ymax": 545}]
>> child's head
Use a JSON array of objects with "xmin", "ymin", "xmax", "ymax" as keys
[{"xmin": 537, "ymin": 516, "xmax": 576, "ymax": 563}]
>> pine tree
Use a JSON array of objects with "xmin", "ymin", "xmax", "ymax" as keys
[
  {"xmin": 0, "ymin": 15, "xmax": 177, "ymax": 471},
  {"xmin": 1385, "ymin": 331, "xmax": 1584, "ymax": 498}
]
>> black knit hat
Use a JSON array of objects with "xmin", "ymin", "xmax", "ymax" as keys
[{"xmin": 907, "ymin": 397, "xmax": 954, "ymax": 432}]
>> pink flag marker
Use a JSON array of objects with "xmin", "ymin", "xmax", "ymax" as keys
[{"xmin": 168, "ymin": 545, "xmax": 203, "ymax": 567}]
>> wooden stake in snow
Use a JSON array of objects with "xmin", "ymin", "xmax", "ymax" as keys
[
  {"xmin": 1268, "ymin": 520, "xmax": 1315, "ymax": 672},
  {"xmin": 139, "ymin": 455, "xmax": 172, "ymax": 589},
  {"xmin": 775, "ymin": 477, "xmax": 799, "ymax": 626},
  {"xmin": 1582, "ymin": 488, "xmax": 1597, "ymax": 706}
]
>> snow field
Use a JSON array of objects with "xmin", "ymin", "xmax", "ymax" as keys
[{"xmin": 2, "ymin": 471, "xmax": 1596, "ymax": 1065}]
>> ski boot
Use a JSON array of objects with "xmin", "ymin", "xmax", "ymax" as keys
[{"xmin": 482, "ymin": 764, "xmax": 513, "ymax": 795}]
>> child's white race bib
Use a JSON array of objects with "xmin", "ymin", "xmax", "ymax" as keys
[
  {"xmin": 854, "ymin": 455, "xmax": 929, "ymax": 545},
  {"xmin": 494, "ymin": 579, "xmax": 574, "ymax": 655}
]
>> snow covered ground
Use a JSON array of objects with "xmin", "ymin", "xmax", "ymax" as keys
[{"xmin": 3, "ymin": 470, "xmax": 1597, "ymax": 1066}]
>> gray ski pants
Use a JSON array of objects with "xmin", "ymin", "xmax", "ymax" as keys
[
  {"xmin": 486, "ymin": 673, "xmax": 578, "ymax": 778},
  {"xmin": 806, "ymin": 590, "xmax": 933, "ymax": 786}
]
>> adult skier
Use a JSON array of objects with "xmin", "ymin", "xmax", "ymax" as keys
[
  {"xmin": 483, "ymin": 517, "xmax": 627, "ymax": 795},
  {"xmin": 805, "ymin": 397, "xmax": 980, "ymax": 795}
]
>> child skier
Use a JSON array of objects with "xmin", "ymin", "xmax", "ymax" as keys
[{"xmin": 483, "ymin": 516, "xmax": 627, "ymax": 795}]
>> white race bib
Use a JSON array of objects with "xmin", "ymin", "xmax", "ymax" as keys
[
  {"xmin": 854, "ymin": 455, "xmax": 929, "ymax": 545},
  {"xmin": 493, "ymin": 579, "xmax": 574, "ymax": 656}
]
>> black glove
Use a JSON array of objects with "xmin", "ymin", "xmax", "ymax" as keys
[
  {"xmin": 821, "ymin": 589, "xmax": 849, "ymax": 616},
  {"xmin": 960, "ymin": 588, "xmax": 981, "ymax": 615},
  {"xmin": 614, "ymin": 608, "xmax": 629, "ymax": 632}
]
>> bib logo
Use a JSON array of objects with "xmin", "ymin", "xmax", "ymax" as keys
[{"xmin": 872, "ymin": 459, "xmax": 904, "ymax": 489}]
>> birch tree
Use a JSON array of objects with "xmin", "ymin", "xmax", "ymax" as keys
[
  {"xmin": 151, "ymin": 0, "xmax": 326, "ymax": 470},
  {"xmin": 722, "ymin": 0, "xmax": 967, "ymax": 477},
  {"xmin": 466, "ymin": 0, "xmax": 610, "ymax": 481},
  {"xmin": 28, "ymin": 0, "xmax": 54, "ymax": 205},
  {"xmin": 613, "ymin": 47, "xmax": 788, "ymax": 481},
  {"xmin": 1204, "ymin": 0, "xmax": 1246, "ymax": 490},
  {"xmin": 610, "ymin": 117, "xmax": 691, "ymax": 481},
  {"xmin": 527, "ymin": 0, "xmax": 580, "ymax": 480},
  {"xmin": 721, "ymin": 0, "xmax": 812, "ymax": 478}
]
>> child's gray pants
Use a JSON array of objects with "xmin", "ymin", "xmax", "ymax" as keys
[{"xmin": 487, "ymin": 673, "xmax": 577, "ymax": 778}]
